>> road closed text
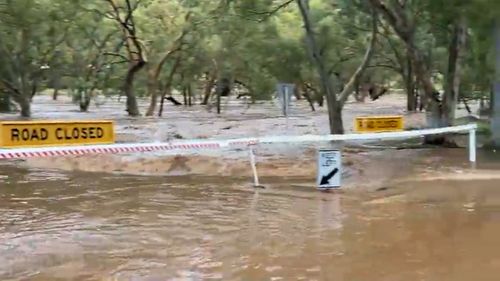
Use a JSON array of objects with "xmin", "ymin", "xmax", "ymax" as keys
[
  {"xmin": 355, "ymin": 116, "xmax": 404, "ymax": 133},
  {"xmin": 0, "ymin": 121, "xmax": 114, "ymax": 148}
]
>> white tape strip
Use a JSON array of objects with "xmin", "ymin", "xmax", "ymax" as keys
[{"xmin": 0, "ymin": 124, "xmax": 477, "ymax": 159}]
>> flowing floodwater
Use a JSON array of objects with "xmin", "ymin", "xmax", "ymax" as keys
[
  {"xmin": 1, "ymin": 152, "xmax": 500, "ymax": 281},
  {"xmin": 1, "ymin": 95, "xmax": 499, "ymax": 280}
]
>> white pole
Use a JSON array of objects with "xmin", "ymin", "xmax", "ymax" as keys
[
  {"xmin": 284, "ymin": 86, "xmax": 289, "ymax": 117},
  {"xmin": 283, "ymin": 86, "xmax": 290, "ymax": 134},
  {"xmin": 249, "ymin": 147, "xmax": 260, "ymax": 187},
  {"xmin": 469, "ymin": 129, "xmax": 477, "ymax": 163}
]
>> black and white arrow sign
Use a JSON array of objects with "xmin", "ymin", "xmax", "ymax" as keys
[
  {"xmin": 317, "ymin": 150, "xmax": 342, "ymax": 189},
  {"xmin": 320, "ymin": 168, "xmax": 339, "ymax": 185}
]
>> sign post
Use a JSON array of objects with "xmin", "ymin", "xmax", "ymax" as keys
[
  {"xmin": 276, "ymin": 83, "xmax": 294, "ymax": 117},
  {"xmin": 317, "ymin": 150, "xmax": 342, "ymax": 189},
  {"xmin": 0, "ymin": 120, "xmax": 115, "ymax": 148},
  {"xmin": 277, "ymin": 83, "xmax": 295, "ymax": 134}
]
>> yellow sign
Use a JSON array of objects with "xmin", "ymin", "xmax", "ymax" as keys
[
  {"xmin": 0, "ymin": 120, "xmax": 115, "ymax": 148},
  {"xmin": 355, "ymin": 116, "xmax": 404, "ymax": 133}
]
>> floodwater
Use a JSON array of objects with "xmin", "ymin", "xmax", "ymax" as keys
[
  {"xmin": 1, "ymin": 94, "xmax": 498, "ymax": 280},
  {"xmin": 1, "ymin": 150, "xmax": 500, "ymax": 281}
]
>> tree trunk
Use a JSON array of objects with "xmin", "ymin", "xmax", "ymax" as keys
[
  {"xmin": 443, "ymin": 17, "xmax": 467, "ymax": 126},
  {"xmin": 183, "ymin": 86, "xmax": 188, "ymax": 106},
  {"xmin": 158, "ymin": 56, "xmax": 182, "ymax": 117},
  {"xmin": 492, "ymin": 21, "xmax": 500, "ymax": 146},
  {"xmin": 405, "ymin": 53, "xmax": 417, "ymax": 111},
  {"xmin": 354, "ymin": 79, "xmax": 365, "ymax": 102},
  {"xmin": 30, "ymin": 81, "xmax": 38, "ymax": 102},
  {"xmin": 53, "ymin": 88, "xmax": 59, "ymax": 101},
  {"xmin": 215, "ymin": 76, "xmax": 231, "ymax": 115},
  {"xmin": 18, "ymin": 94, "xmax": 31, "ymax": 118},
  {"xmin": 462, "ymin": 97, "xmax": 472, "ymax": 114},
  {"xmin": 106, "ymin": 0, "xmax": 148, "ymax": 117},
  {"xmin": 216, "ymin": 84, "xmax": 222, "ymax": 115},
  {"xmin": 302, "ymin": 83, "xmax": 316, "ymax": 111},
  {"xmin": 145, "ymin": 70, "xmax": 159, "ymax": 116},
  {"xmin": 297, "ymin": 0, "xmax": 341, "ymax": 134},
  {"xmin": 158, "ymin": 88, "xmax": 170, "ymax": 117},
  {"xmin": 331, "ymin": 104, "xmax": 344, "ymax": 135},
  {"xmin": 146, "ymin": 51, "xmax": 183, "ymax": 116},
  {"xmin": 294, "ymin": 84, "xmax": 302, "ymax": 100},
  {"xmin": 202, "ymin": 73, "xmax": 216, "ymax": 105},
  {"xmin": 79, "ymin": 89, "xmax": 92, "ymax": 112},
  {"xmin": 337, "ymin": 11, "xmax": 378, "ymax": 107},
  {"xmin": 299, "ymin": 0, "xmax": 376, "ymax": 133},
  {"xmin": 369, "ymin": 0, "xmax": 441, "ymax": 125},
  {"xmin": 406, "ymin": 81, "xmax": 416, "ymax": 111},
  {"xmin": 188, "ymin": 83, "xmax": 193, "ymax": 106},
  {"xmin": 52, "ymin": 73, "xmax": 61, "ymax": 101},
  {"xmin": 313, "ymin": 87, "xmax": 324, "ymax": 106},
  {"xmin": 369, "ymin": 0, "xmax": 451, "ymax": 145},
  {"xmin": 124, "ymin": 61, "xmax": 145, "ymax": 117}
]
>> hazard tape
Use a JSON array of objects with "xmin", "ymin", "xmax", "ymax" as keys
[
  {"xmin": 0, "ymin": 124, "xmax": 477, "ymax": 160},
  {"xmin": 0, "ymin": 138, "xmax": 258, "ymax": 160}
]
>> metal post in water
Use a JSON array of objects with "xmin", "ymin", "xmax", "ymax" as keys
[
  {"xmin": 249, "ymin": 147, "xmax": 261, "ymax": 187},
  {"xmin": 283, "ymin": 86, "xmax": 290, "ymax": 118},
  {"xmin": 469, "ymin": 129, "xmax": 477, "ymax": 163},
  {"xmin": 284, "ymin": 87, "xmax": 290, "ymax": 133}
]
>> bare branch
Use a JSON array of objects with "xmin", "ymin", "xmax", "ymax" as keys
[
  {"xmin": 338, "ymin": 9, "xmax": 379, "ymax": 106},
  {"xmin": 1, "ymin": 79, "xmax": 21, "ymax": 97},
  {"xmin": 108, "ymin": 60, "xmax": 129, "ymax": 65},
  {"xmin": 249, "ymin": 0, "xmax": 294, "ymax": 16},
  {"xmin": 103, "ymin": 52, "xmax": 129, "ymax": 61}
]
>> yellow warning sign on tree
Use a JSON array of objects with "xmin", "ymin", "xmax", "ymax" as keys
[
  {"xmin": 0, "ymin": 120, "xmax": 115, "ymax": 148},
  {"xmin": 355, "ymin": 116, "xmax": 404, "ymax": 133}
]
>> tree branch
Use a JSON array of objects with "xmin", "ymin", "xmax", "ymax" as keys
[
  {"xmin": 338, "ymin": 10, "xmax": 379, "ymax": 106},
  {"xmin": 1, "ymin": 79, "xmax": 21, "ymax": 97},
  {"xmin": 249, "ymin": 0, "xmax": 294, "ymax": 16},
  {"xmin": 103, "ymin": 52, "xmax": 129, "ymax": 61}
]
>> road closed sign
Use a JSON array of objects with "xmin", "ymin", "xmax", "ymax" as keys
[
  {"xmin": 355, "ymin": 116, "xmax": 404, "ymax": 133},
  {"xmin": 0, "ymin": 120, "xmax": 115, "ymax": 148}
]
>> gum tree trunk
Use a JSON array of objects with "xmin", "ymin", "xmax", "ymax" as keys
[
  {"xmin": 17, "ymin": 94, "xmax": 31, "ymax": 118},
  {"xmin": 299, "ymin": 0, "xmax": 377, "ymax": 134},
  {"xmin": 297, "ymin": 0, "xmax": 342, "ymax": 134},
  {"xmin": 124, "ymin": 61, "xmax": 145, "ymax": 117},
  {"xmin": 443, "ymin": 16, "xmax": 467, "ymax": 126},
  {"xmin": 405, "ymin": 54, "xmax": 417, "ymax": 111},
  {"xmin": 492, "ymin": 21, "xmax": 500, "ymax": 146}
]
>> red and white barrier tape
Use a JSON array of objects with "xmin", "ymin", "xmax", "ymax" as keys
[
  {"xmin": 0, "ymin": 138, "xmax": 259, "ymax": 160},
  {"xmin": 0, "ymin": 123, "xmax": 477, "ymax": 161}
]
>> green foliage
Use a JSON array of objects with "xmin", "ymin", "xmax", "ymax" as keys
[
  {"xmin": 1, "ymin": 0, "xmax": 499, "ymax": 117},
  {"xmin": 0, "ymin": 91, "xmax": 11, "ymax": 112}
]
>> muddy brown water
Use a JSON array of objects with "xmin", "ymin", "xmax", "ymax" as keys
[{"xmin": 1, "ymin": 148, "xmax": 500, "ymax": 281}]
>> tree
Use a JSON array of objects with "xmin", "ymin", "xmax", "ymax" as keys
[
  {"xmin": 145, "ymin": 9, "xmax": 192, "ymax": 116},
  {"xmin": 0, "ymin": 0, "xmax": 76, "ymax": 117},
  {"xmin": 297, "ymin": 0, "xmax": 377, "ymax": 134},
  {"xmin": 105, "ymin": 0, "xmax": 147, "ymax": 117},
  {"xmin": 368, "ymin": 0, "xmax": 467, "ymax": 129},
  {"xmin": 1, "ymin": 0, "xmax": 497, "ymax": 129}
]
